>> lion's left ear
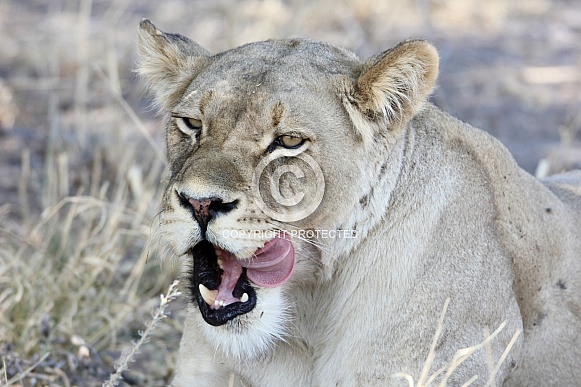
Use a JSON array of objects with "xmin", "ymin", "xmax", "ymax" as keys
[{"xmin": 342, "ymin": 40, "xmax": 439, "ymax": 142}]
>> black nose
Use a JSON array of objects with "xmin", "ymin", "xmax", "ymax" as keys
[{"xmin": 178, "ymin": 193, "xmax": 238, "ymax": 235}]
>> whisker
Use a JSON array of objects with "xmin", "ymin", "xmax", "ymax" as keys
[{"xmin": 265, "ymin": 220, "xmax": 330, "ymax": 252}]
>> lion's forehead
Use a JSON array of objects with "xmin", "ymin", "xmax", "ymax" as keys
[
  {"xmin": 190, "ymin": 39, "xmax": 360, "ymax": 91},
  {"xmin": 169, "ymin": 39, "xmax": 360, "ymax": 170},
  {"xmin": 177, "ymin": 80, "xmax": 340, "ymax": 143},
  {"xmin": 170, "ymin": 39, "xmax": 362, "ymax": 140}
]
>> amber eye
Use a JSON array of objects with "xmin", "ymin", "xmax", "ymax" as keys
[
  {"xmin": 279, "ymin": 135, "xmax": 304, "ymax": 149},
  {"xmin": 173, "ymin": 115, "xmax": 202, "ymax": 134},
  {"xmin": 183, "ymin": 117, "xmax": 202, "ymax": 130}
]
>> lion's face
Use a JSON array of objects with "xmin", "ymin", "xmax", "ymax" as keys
[
  {"xmin": 160, "ymin": 40, "xmax": 364, "ymax": 329},
  {"xmin": 137, "ymin": 20, "xmax": 438, "ymax": 357}
]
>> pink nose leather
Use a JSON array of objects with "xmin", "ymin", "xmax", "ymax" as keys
[{"xmin": 189, "ymin": 198, "xmax": 212, "ymax": 233}]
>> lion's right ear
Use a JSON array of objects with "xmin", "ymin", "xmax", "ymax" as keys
[{"xmin": 137, "ymin": 19, "xmax": 211, "ymax": 111}]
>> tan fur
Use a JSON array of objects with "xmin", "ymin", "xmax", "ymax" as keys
[{"xmin": 137, "ymin": 19, "xmax": 581, "ymax": 386}]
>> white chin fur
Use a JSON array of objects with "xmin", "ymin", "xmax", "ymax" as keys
[{"xmin": 199, "ymin": 286, "xmax": 290, "ymax": 360}]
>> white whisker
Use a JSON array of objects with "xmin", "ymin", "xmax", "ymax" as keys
[{"xmin": 265, "ymin": 220, "xmax": 331, "ymax": 252}]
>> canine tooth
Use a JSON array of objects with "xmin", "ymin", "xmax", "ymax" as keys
[
  {"xmin": 240, "ymin": 293, "xmax": 249, "ymax": 303},
  {"xmin": 199, "ymin": 284, "xmax": 218, "ymax": 305},
  {"xmin": 217, "ymin": 258, "xmax": 224, "ymax": 269},
  {"xmin": 214, "ymin": 248, "xmax": 222, "ymax": 257}
]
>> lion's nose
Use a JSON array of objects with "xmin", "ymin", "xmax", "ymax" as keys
[{"xmin": 178, "ymin": 193, "xmax": 238, "ymax": 235}]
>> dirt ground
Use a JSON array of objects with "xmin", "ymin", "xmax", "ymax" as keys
[{"xmin": 0, "ymin": 0, "xmax": 580, "ymax": 385}]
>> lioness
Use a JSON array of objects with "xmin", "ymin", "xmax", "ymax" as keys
[{"xmin": 137, "ymin": 19, "xmax": 581, "ymax": 386}]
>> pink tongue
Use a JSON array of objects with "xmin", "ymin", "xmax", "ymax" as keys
[{"xmin": 241, "ymin": 236, "xmax": 295, "ymax": 288}]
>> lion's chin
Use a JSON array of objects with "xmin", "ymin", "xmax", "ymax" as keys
[
  {"xmin": 188, "ymin": 236, "xmax": 295, "ymax": 327},
  {"xmin": 198, "ymin": 284, "xmax": 290, "ymax": 360}
]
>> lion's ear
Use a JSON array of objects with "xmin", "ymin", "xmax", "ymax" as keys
[
  {"xmin": 343, "ymin": 40, "xmax": 439, "ymax": 141},
  {"xmin": 137, "ymin": 19, "xmax": 211, "ymax": 110}
]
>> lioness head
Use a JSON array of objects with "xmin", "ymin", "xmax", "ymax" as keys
[{"xmin": 138, "ymin": 19, "xmax": 438, "ymax": 357}]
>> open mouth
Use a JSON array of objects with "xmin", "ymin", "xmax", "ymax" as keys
[{"xmin": 189, "ymin": 235, "xmax": 295, "ymax": 326}]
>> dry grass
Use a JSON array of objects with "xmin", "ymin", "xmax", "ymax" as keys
[
  {"xmin": 104, "ymin": 280, "xmax": 181, "ymax": 387},
  {"xmin": 392, "ymin": 299, "xmax": 522, "ymax": 387},
  {"xmin": 0, "ymin": 0, "xmax": 579, "ymax": 385},
  {"xmin": 0, "ymin": 106, "xmax": 176, "ymax": 384},
  {"xmin": 0, "ymin": 3, "xmax": 179, "ymax": 383}
]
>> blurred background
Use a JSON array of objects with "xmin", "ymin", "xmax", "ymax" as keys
[{"xmin": 0, "ymin": 0, "xmax": 580, "ymax": 385}]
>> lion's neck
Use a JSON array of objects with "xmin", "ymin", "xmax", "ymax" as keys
[
  {"xmin": 320, "ymin": 114, "xmax": 459, "ymax": 291},
  {"xmin": 324, "ymin": 134, "xmax": 404, "ymax": 273}
]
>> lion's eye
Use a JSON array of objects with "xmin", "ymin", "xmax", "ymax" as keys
[
  {"xmin": 174, "ymin": 116, "xmax": 203, "ymax": 134},
  {"xmin": 279, "ymin": 135, "xmax": 304, "ymax": 149}
]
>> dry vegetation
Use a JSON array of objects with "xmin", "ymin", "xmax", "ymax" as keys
[{"xmin": 0, "ymin": 0, "xmax": 579, "ymax": 385}]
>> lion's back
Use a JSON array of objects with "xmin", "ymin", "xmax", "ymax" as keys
[{"xmin": 542, "ymin": 170, "xmax": 581, "ymax": 213}]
